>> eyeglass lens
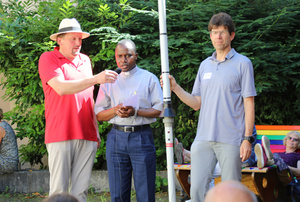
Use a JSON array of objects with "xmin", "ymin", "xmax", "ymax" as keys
[{"xmin": 288, "ymin": 136, "xmax": 299, "ymax": 142}]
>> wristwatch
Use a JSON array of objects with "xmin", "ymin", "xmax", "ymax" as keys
[
  {"xmin": 134, "ymin": 107, "xmax": 138, "ymax": 117},
  {"xmin": 243, "ymin": 136, "xmax": 255, "ymax": 144}
]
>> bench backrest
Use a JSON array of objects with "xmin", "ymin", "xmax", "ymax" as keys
[{"xmin": 256, "ymin": 125, "xmax": 300, "ymax": 154}]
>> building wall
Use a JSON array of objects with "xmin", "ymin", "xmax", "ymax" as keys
[{"xmin": 0, "ymin": 74, "xmax": 14, "ymax": 111}]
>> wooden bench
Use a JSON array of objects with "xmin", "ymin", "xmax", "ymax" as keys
[{"xmin": 174, "ymin": 125, "xmax": 300, "ymax": 202}]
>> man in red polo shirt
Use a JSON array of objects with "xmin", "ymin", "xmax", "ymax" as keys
[{"xmin": 38, "ymin": 18, "xmax": 118, "ymax": 202}]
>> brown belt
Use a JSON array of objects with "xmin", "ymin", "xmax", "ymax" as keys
[{"xmin": 113, "ymin": 124, "xmax": 150, "ymax": 132}]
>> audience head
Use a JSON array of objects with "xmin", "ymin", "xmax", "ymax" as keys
[
  {"xmin": 43, "ymin": 192, "xmax": 79, "ymax": 202},
  {"xmin": 204, "ymin": 180, "xmax": 257, "ymax": 202},
  {"xmin": 283, "ymin": 131, "xmax": 300, "ymax": 149}
]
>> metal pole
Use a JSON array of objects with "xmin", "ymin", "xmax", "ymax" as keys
[{"xmin": 158, "ymin": 0, "xmax": 176, "ymax": 201}]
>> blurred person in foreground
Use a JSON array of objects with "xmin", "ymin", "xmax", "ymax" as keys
[
  {"xmin": 38, "ymin": 18, "xmax": 118, "ymax": 202},
  {"xmin": 204, "ymin": 180, "xmax": 258, "ymax": 202}
]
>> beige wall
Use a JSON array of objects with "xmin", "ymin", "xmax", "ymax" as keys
[{"xmin": 0, "ymin": 74, "xmax": 14, "ymax": 111}]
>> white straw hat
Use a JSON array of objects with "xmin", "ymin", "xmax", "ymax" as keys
[{"xmin": 50, "ymin": 18, "xmax": 90, "ymax": 41}]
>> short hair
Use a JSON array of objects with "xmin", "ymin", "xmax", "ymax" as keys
[
  {"xmin": 116, "ymin": 39, "xmax": 137, "ymax": 54},
  {"xmin": 56, "ymin": 33, "xmax": 67, "ymax": 42},
  {"xmin": 0, "ymin": 108, "xmax": 3, "ymax": 121},
  {"xmin": 283, "ymin": 131, "xmax": 300, "ymax": 149},
  {"xmin": 208, "ymin": 12, "xmax": 235, "ymax": 34}
]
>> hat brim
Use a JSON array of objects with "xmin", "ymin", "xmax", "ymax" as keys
[{"xmin": 50, "ymin": 31, "xmax": 90, "ymax": 41}]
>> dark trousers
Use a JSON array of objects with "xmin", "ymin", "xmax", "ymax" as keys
[{"xmin": 106, "ymin": 127, "xmax": 156, "ymax": 202}]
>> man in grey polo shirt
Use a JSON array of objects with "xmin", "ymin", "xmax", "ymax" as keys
[{"xmin": 163, "ymin": 12, "xmax": 256, "ymax": 201}]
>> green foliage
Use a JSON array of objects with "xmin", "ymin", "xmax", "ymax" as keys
[
  {"xmin": 155, "ymin": 172, "xmax": 168, "ymax": 192},
  {"xmin": 93, "ymin": 121, "xmax": 111, "ymax": 168},
  {"xmin": 0, "ymin": 0, "xmax": 299, "ymax": 170}
]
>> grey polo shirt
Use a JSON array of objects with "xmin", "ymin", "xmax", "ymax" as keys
[
  {"xmin": 192, "ymin": 48, "xmax": 257, "ymax": 146},
  {"xmin": 94, "ymin": 66, "xmax": 163, "ymax": 126}
]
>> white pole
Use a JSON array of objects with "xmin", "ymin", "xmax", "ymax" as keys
[{"xmin": 158, "ymin": 0, "xmax": 176, "ymax": 201}]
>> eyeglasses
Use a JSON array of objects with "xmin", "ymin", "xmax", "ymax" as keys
[
  {"xmin": 288, "ymin": 136, "xmax": 299, "ymax": 142},
  {"xmin": 210, "ymin": 30, "xmax": 229, "ymax": 36}
]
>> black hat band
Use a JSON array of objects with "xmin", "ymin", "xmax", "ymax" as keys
[{"xmin": 58, "ymin": 26, "xmax": 82, "ymax": 33}]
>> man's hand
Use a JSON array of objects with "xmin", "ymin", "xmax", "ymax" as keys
[
  {"xmin": 116, "ymin": 106, "xmax": 135, "ymax": 118},
  {"xmin": 160, "ymin": 75, "xmax": 177, "ymax": 91},
  {"xmin": 95, "ymin": 70, "xmax": 118, "ymax": 84},
  {"xmin": 96, "ymin": 133, "xmax": 101, "ymax": 149},
  {"xmin": 240, "ymin": 140, "xmax": 252, "ymax": 162}
]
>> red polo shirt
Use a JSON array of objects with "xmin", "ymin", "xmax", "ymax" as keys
[{"xmin": 38, "ymin": 47, "xmax": 97, "ymax": 143}]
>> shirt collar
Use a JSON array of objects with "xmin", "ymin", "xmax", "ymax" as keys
[
  {"xmin": 210, "ymin": 48, "xmax": 236, "ymax": 62},
  {"xmin": 121, "ymin": 66, "xmax": 138, "ymax": 77},
  {"xmin": 53, "ymin": 47, "xmax": 64, "ymax": 59}
]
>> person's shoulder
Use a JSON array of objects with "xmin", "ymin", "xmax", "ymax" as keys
[
  {"xmin": 40, "ymin": 50, "xmax": 54, "ymax": 57},
  {"xmin": 137, "ymin": 67, "xmax": 155, "ymax": 76},
  {"xmin": 136, "ymin": 67, "xmax": 160, "ymax": 82},
  {"xmin": 203, "ymin": 56, "xmax": 212, "ymax": 62},
  {"xmin": 293, "ymin": 151, "xmax": 300, "ymax": 159},
  {"xmin": 200, "ymin": 56, "xmax": 214, "ymax": 67},
  {"xmin": 233, "ymin": 50, "xmax": 251, "ymax": 62},
  {"xmin": 0, "ymin": 120, "xmax": 9, "ymax": 127},
  {"xmin": 39, "ymin": 50, "xmax": 58, "ymax": 62},
  {"xmin": 295, "ymin": 149, "xmax": 300, "ymax": 154}
]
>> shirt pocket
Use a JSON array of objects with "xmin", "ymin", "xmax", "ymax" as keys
[{"xmin": 138, "ymin": 91, "xmax": 150, "ymax": 109}]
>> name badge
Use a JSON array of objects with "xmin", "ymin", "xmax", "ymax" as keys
[{"xmin": 203, "ymin": 72, "xmax": 212, "ymax": 80}]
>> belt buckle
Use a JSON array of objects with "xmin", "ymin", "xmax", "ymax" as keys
[{"xmin": 124, "ymin": 126, "xmax": 134, "ymax": 132}]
